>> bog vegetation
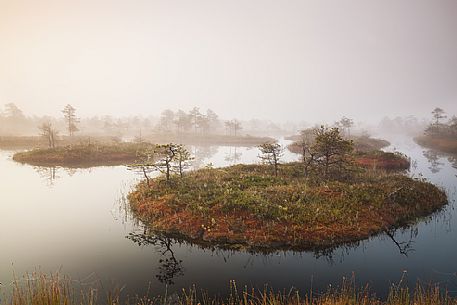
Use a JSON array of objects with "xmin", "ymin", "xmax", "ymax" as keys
[
  {"xmin": 6, "ymin": 271, "xmax": 457, "ymax": 305},
  {"xmin": 128, "ymin": 126, "xmax": 444, "ymax": 250},
  {"xmin": 415, "ymin": 107, "xmax": 457, "ymax": 154}
]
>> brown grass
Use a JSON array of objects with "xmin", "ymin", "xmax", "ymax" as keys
[
  {"xmin": 6, "ymin": 271, "xmax": 457, "ymax": 305},
  {"xmin": 416, "ymin": 135, "xmax": 457, "ymax": 154},
  {"xmin": 128, "ymin": 163, "xmax": 446, "ymax": 251}
]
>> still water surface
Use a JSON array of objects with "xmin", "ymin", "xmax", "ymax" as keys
[{"xmin": 1, "ymin": 136, "xmax": 456, "ymax": 298}]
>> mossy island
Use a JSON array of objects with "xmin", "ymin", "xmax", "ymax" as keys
[
  {"xmin": 12, "ymin": 142, "xmax": 150, "ymax": 167},
  {"xmin": 11, "ymin": 134, "xmax": 273, "ymax": 168},
  {"xmin": 415, "ymin": 107, "xmax": 457, "ymax": 154},
  {"xmin": 128, "ymin": 126, "xmax": 446, "ymax": 251},
  {"xmin": 287, "ymin": 130, "xmax": 410, "ymax": 171}
]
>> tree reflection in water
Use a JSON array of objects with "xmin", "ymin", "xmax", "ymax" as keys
[
  {"xmin": 127, "ymin": 230, "xmax": 184, "ymax": 285},
  {"xmin": 191, "ymin": 145, "xmax": 219, "ymax": 168},
  {"xmin": 384, "ymin": 228, "xmax": 418, "ymax": 256},
  {"xmin": 33, "ymin": 166, "xmax": 79, "ymax": 186},
  {"xmin": 423, "ymin": 150, "xmax": 444, "ymax": 174},
  {"xmin": 448, "ymin": 155, "xmax": 457, "ymax": 173},
  {"xmin": 224, "ymin": 146, "xmax": 242, "ymax": 164}
]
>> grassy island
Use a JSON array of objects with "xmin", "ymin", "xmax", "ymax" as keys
[
  {"xmin": 12, "ymin": 143, "xmax": 149, "ymax": 167},
  {"xmin": 415, "ymin": 108, "xmax": 457, "ymax": 154},
  {"xmin": 355, "ymin": 151, "xmax": 410, "ymax": 170},
  {"xmin": 288, "ymin": 132, "xmax": 408, "ymax": 171},
  {"xmin": 287, "ymin": 134, "xmax": 390, "ymax": 153},
  {"xmin": 128, "ymin": 162, "xmax": 445, "ymax": 250},
  {"xmin": 416, "ymin": 135, "xmax": 457, "ymax": 154}
]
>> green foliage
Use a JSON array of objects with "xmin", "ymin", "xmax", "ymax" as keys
[
  {"xmin": 307, "ymin": 126, "xmax": 355, "ymax": 180},
  {"xmin": 258, "ymin": 142, "xmax": 283, "ymax": 176}
]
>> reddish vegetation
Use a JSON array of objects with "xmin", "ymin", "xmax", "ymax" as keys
[
  {"xmin": 355, "ymin": 152, "xmax": 410, "ymax": 170},
  {"xmin": 129, "ymin": 168, "xmax": 445, "ymax": 250}
]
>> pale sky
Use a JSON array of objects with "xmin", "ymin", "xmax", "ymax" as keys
[{"xmin": 0, "ymin": 0, "xmax": 456, "ymax": 122}]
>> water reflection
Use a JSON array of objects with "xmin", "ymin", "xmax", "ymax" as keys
[
  {"xmin": 191, "ymin": 146, "xmax": 219, "ymax": 168},
  {"xmin": 224, "ymin": 147, "xmax": 242, "ymax": 164},
  {"xmin": 448, "ymin": 155, "xmax": 457, "ymax": 172},
  {"xmin": 3, "ymin": 137, "xmax": 457, "ymax": 298},
  {"xmin": 423, "ymin": 150, "xmax": 445, "ymax": 174},
  {"xmin": 32, "ymin": 166, "xmax": 86, "ymax": 186},
  {"xmin": 422, "ymin": 148, "xmax": 457, "ymax": 176},
  {"xmin": 384, "ymin": 228, "xmax": 417, "ymax": 257},
  {"xmin": 127, "ymin": 231, "xmax": 184, "ymax": 285}
]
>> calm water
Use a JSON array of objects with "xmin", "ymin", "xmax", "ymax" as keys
[{"xmin": 1, "ymin": 136, "xmax": 457, "ymax": 300}]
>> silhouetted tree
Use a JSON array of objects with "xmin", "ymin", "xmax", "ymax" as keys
[
  {"xmin": 62, "ymin": 104, "xmax": 79, "ymax": 136},
  {"xmin": 258, "ymin": 143, "xmax": 283, "ymax": 176},
  {"xmin": 432, "ymin": 107, "xmax": 446, "ymax": 125}
]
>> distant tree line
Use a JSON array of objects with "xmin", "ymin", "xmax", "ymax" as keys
[
  {"xmin": 157, "ymin": 107, "xmax": 245, "ymax": 136},
  {"xmin": 0, "ymin": 103, "xmax": 292, "ymax": 139}
]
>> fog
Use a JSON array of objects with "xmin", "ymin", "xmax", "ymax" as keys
[{"xmin": 1, "ymin": 0, "xmax": 457, "ymax": 123}]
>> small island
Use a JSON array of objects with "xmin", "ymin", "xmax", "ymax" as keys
[
  {"xmin": 11, "ymin": 134, "xmax": 273, "ymax": 168},
  {"xmin": 415, "ymin": 108, "xmax": 457, "ymax": 154},
  {"xmin": 128, "ymin": 127, "xmax": 446, "ymax": 250},
  {"xmin": 13, "ymin": 142, "xmax": 147, "ymax": 167},
  {"xmin": 287, "ymin": 127, "xmax": 410, "ymax": 171}
]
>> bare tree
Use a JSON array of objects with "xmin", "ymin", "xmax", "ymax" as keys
[
  {"xmin": 38, "ymin": 122, "xmax": 58, "ymax": 148},
  {"xmin": 258, "ymin": 143, "xmax": 283, "ymax": 176},
  {"xmin": 62, "ymin": 104, "xmax": 79, "ymax": 136}
]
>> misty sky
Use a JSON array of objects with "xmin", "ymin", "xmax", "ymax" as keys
[{"xmin": 1, "ymin": 0, "xmax": 456, "ymax": 122}]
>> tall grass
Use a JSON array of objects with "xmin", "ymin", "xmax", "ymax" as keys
[{"xmin": 3, "ymin": 272, "xmax": 457, "ymax": 305}]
